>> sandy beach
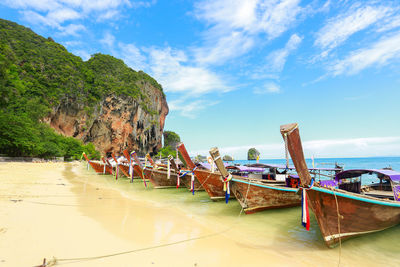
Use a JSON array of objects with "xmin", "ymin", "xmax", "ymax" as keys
[{"xmin": 0, "ymin": 162, "xmax": 399, "ymax": 267}]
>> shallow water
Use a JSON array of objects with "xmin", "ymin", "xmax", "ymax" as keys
[
  {"xmin": 0, "ymin": 162, "xmax": 399, "ymax": 266},
  {"xmin": 75, "ymin": 163, "xmax": 400, "ymax": 266}
]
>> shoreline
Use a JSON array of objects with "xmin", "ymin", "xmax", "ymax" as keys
[{"xmin": 0, "ymin": 162, "xmax": 399, "ymax": 266}]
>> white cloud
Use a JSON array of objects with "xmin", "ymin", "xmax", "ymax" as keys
[
  {"xmin": 253, "ymin": 82, "xmax": 280, "ymax": 94},
  {"xmin": 267, "ymin": 34, "xmax": 302, "ymax": 72},
  {"xmin": 147, "ymin": 47, "xmax": 230, "ymax": 95},
  {"xmin": 191, "ymin": 136, "xmax": 400, "ymax": 159},
  {"xmin": 193, "ymin": 0, "xmax": 303, "ymax": 65},
  {"xmin": 97, "ymin": 9, "xmax": 120, "ymax": 21},
  {"xmin": 118, "ymin": 43, "xmax": 147, "ymax": 70},
  {"xmin": 47, "ymin": 8, "xmax": 81, "ymax": 23},
  {"xmin": 20, "ymin": 10, "xmax": 56, "ymax": 27},
  {"xmin": 58, "ymin": 23, "xmax": 86, "ymax": 36},
  {"xmin": 376, "ymin": 15, "xmax": 400, "ymax": 33},
  {"xmin": 168, "ymin": 98, "xmax": 219, "ymax": 118},
  {"xmin": 73, "ymin": 49, "xmax": 91, "ymax": 61},
  {"xmin": 194, "ymin": 31, "xmax": 254, "ymax": 65},
  {"xmin": 100, "ymin": 32, "xmax": 115, "ymax": 48},
  {"xmin": 315, "ymin": 4, "xmax": 392, "ymax": 57},
  {"xmin": 329, "ymin": 31, "xmax": 400, "ymax": 76},
  {"xmin": 4, "ymin": 0, "xmax": 151, "ymax": 36}
]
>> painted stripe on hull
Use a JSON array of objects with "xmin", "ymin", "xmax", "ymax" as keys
[
  {"xmin": 232, "ymin": 178, "xmax": 298, "ymax": 192},
  {"xmin": 311, "ymin": 186, "xmax": 400, "ymax": 207},
  {"xmin": 324, "ymin": 228, "xmax": 387, "ymax": 242}
]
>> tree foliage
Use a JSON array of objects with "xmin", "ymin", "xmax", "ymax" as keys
[
  {"xmin": 248, "ymin": 147, "xmax": 260, "ymax": 160},
  {"xmin": 155, "ymin": 130, "xmax": 181, "ymax": 159},
  {"xmin": 0, "ymin": 19, "xmax": 163, "ymax": 158}
]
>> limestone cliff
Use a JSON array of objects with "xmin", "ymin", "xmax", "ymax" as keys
[
  {"xmin": 0, "ymin": 19, "xmax": 168, "ymax": 156},
  {"xmin": 46, "ymin": 82, "xmax": 168, "ymax": 156}
]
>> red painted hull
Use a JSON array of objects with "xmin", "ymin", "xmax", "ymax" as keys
[
  {"xmin": 193, "ymin": 169, "xmax": 234, "ymax": 201},
  {"xmin": 86, "ymin": 161, "xmax": 113, "ymax": 175},
  {"xmin": 143, "ymin": 168, "xmax": 179, "ymax": 188},
  {"xmin": 231, "ymin": 179, "xmax": 301, "ymax": 214},
  {"xmin": 179, "ymin": 171, "xmax": 204, "ymax": 191}
]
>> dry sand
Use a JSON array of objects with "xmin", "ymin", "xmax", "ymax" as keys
[{"xmin": 0, "ymin": 162, "xmax": 288, "ymax": 266}]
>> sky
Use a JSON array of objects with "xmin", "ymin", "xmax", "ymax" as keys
[{"xmin": 1, "ymin": 0, "xmax": 400, "ymax": 159}]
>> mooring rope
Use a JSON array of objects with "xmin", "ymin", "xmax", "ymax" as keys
[
  {"xmin": 333, "ymin": 190, "xmax": 342, "ymax": 267},
  {"xmin": 194, "ymin": 171, "xmax": 213, "ymax": 193},
  {"xmin": 238, "ymin": 178, "xmax": 252, "ymax": 217},
  {"xmin": 36, "ymin": 228, "xmax": 231, "ymax": 266}
]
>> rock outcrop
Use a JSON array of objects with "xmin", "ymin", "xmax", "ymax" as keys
[
  {"xmin": 223, "ymin": 155, "xmax": 234, "ymax": 161},
  {"xmin": 46, "ymin": 82, "xmax": 168, "ymax": 156},
  {"xmin": 248, "ymin": 148, "xmax": 260, "ymax": 160}
]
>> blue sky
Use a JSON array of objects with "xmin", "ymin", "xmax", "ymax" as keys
[{"xmin": 1, "ymin": 0, "xmax": 400, "ymax": 159}]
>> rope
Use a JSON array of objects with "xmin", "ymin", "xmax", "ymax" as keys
[
  {"xmin": 38, "ymin": 228, "xmax": 231, "ymax": 266},
  {"xmin": 238, "ymin": 178, "xmax": 252, "ymax": 217},
  {"xmin": 333, "ymin": 190, "xmax": 342, "ymax": 267},
  {"xmin": 194, "ymin": 171, "xmax": 213, "ymax": 192}
]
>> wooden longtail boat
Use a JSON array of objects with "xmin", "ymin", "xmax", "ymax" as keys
[
  {"xmin": 130, "ymin": 152, "xmax": 178, "ymax": 188},
  {"xmin": 177, "ymin": 143, "xmax": 233, "ymax": 201},
  {"xmin": 111, "ymin": 153, "xmax": 129, "ymax": 179},
  {"xmin": 122, "ymin": 149, "xmax": 142, "ymax": 180},
  {"xmin": 82, "ymin": 153, "xmax": 113, "ymax": 175},
  {"xmin": 168, "ymin": 155, "xmax": 204, "ymax": 191},
  {"xmin": 280, "ymin": 123, "xmax": 400, "ymax": 247},
  {"xmin": 210, "ymin": 147, "xmax": 302, "ymax": 213}
]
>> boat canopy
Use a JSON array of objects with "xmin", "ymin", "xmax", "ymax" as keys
[
  {"xmin": 246, "ymin": 163, "xmax": 296, "ymax": 169},
  {"xmin": 196, "ymin": 162, "xmax": 229, "ymax": 170},
  {"xmin": 246, "ymin": 163, "xmax": 341, "ymax": 172},
  {"xmin": 335, "ymin": 169, "xmax": 400, "ymax": 183},
  {"xmin": 226, "ymin": 165, "xmax": 264, "ymax": 172}
]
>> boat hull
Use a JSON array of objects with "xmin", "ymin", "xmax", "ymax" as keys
[
  {"xmin": 307, "ymin": 186, "xmax": 400, "ymax": 247},
  {"xmin": 118, "ymin": 164, "xmax": 141, "ymax": 178},
  {"xmin": 232, "ymin": 179, "xmax": 301, "ymax": 214},
  {"xmin": 194, "ymin": 169, "xmax": 234, "ymax": 201},
  {"xmin": 179, "ymin": 173, "xmax": 204, "ymax": 191},
  {"xmin": 87, "ymin": 161, "xmax": 113, "ymax": 175},
  {"xmin": 144, "ymin": 168, "xmax": 179, "ymax": 188}
]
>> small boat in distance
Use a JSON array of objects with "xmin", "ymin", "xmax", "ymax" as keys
[{"xmin": 280, "ymin": 122, "xmax": 400, "ymax": 247}]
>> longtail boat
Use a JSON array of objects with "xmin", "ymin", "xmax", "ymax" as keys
[
  {"xmin": 177, "ymin": 143, "xmax": 234, "ymax": 201},
  {"xmin": 168, "ymin": 155, "xmax": 204, "ymax": 191},
  {"xmin": 131, "ymin": 152, "xmax": 179, "ymax": 188},
  {"xmin": 82, "ymin": 153, "xmax": 113, "ymax": 175},
  {"xmin": 210, "ymin": 147, "xmax": 302, "ymax": 213},
  {"xmin": 122, "ymin": 149, "xmax": 142, "ymax": 181},
  {"xmin": 280, "ymin": 122, "xmax": 400, "ymax": 247},
  {"xmin": 111, "ymin": 153, "xmax": 128, "ymax": 179}
]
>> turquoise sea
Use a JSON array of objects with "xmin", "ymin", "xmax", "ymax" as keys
[
  {"xmin": 233, "ymin": 157, "xmax": 400, "ymax": 184},
  {"xmin": 233, "ymin": 156, "xmax": 400, "ymax": 170}
]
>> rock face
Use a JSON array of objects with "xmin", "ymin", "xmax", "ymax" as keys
[
  {"xmin": 46, "ymin": 81, "xmax": 168, "ymax": 156},
  {"xmin": 223, "ymin": 155, "xmax": 234, "ymax": 161},
  {"xmin": 248, "ymin": 148, "xmax": 260, "ymax": 160}
]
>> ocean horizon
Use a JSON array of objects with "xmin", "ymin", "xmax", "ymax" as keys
[{"xmin": 232, "ymin": 156, "xmax": 400, "ymax": 171}]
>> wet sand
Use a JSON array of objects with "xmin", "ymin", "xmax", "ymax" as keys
[{"xmin": 0, "ymin": 162, "xmax": 399, "ymax": 266}]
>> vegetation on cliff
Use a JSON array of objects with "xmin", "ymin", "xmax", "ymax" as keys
[
  {"xmin": 248, "ymin": 147, "xmax": 260, "ymax": 160},
  {"xmin": 0, "ymin": 18, "xmax": 163, "ymax": 158},
  {"xmin": 155, "ymin": 130, "xmax": 180, "ymax": 158}
]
